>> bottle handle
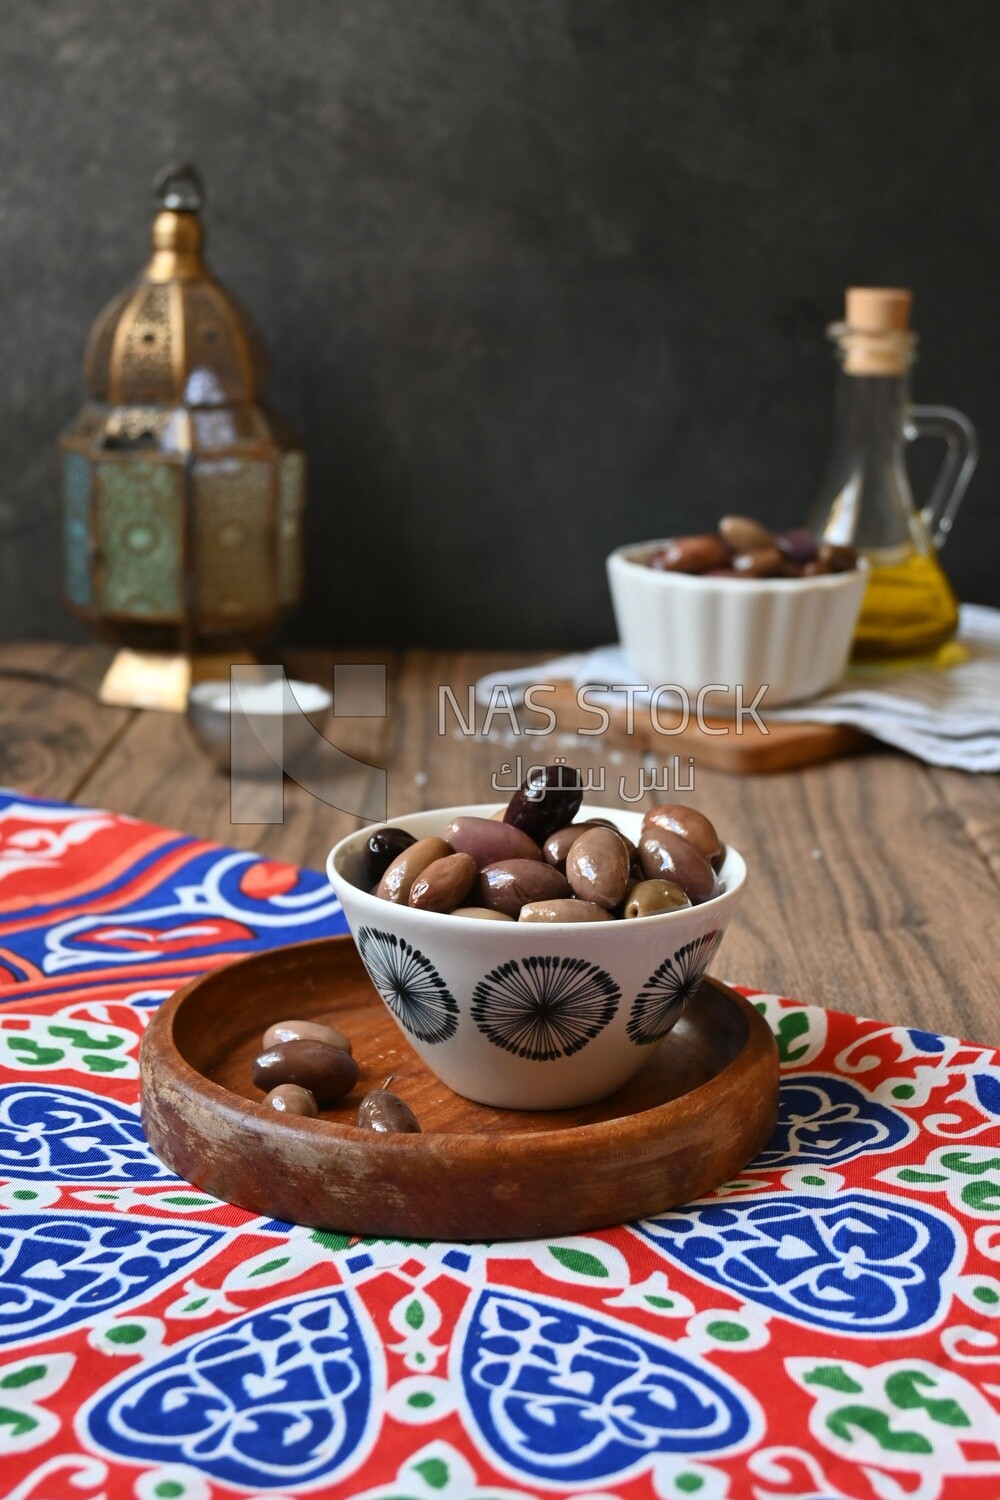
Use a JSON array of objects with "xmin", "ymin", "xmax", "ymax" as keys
[{"xmin": 905, "ymin": 404, "xmax": 978, "ymax": 549}]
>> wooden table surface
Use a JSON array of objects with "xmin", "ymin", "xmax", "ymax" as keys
[{"xmin": 1, "ymin": 642, "xmax": 997, "ymax": 1044}]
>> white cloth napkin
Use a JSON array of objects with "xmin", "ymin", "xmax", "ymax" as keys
[{"xmin": 475, "ymin": 605, "xmax": 1000, "ymax": 772}]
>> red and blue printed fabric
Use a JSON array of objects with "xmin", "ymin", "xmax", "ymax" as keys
[{"xmin": 0, "ymin": 788, "xmax": 999, "ymax": 1500}]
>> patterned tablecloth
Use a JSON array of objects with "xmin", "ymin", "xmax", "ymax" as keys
[{"xmin": 1, "ymin": 790, "xmax": 999, "ymax": 1500}]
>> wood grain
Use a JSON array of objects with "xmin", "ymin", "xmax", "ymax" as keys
[
  {"xmin": 2, "ymin": 643, "xmax": 998, "ymax": 1044},
  {"xmin": 139, "ymin": 935, "xmax": 779, "ymax": 1239},
  {"xmin": 0, "ymin": 642, "xmax": 130, "ymax": 799}
]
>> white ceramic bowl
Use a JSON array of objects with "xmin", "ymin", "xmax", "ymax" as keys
[
  {"xmin": 607, "ymin": 541, "xmax": 868, "ymax": 708},
  {"xmin": 327, "ymin": 804, "xmax": 746, "ymax": 1110}
]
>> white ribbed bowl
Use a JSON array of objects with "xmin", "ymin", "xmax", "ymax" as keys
[{"xmin": 607, "ymin": 542, "xmax": 868, "ymax": 707}]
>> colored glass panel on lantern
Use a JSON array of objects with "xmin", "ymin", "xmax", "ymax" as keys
[
  {"xmin": 95, "ymin": 461, "xmax": 183, "ymax": 617},
  {"xmin": 62, "ymin": 452, "xmax": 93, "ymax": 606}
]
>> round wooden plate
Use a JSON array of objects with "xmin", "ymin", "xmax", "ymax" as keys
[{"xmin": 140, "ymin": 935, "xmax": 779, "ymax": 1240}]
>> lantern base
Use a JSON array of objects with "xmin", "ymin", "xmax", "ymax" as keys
[{"xmin": 99, "ymin": 648, "xmax": 256, "ymax": 713}]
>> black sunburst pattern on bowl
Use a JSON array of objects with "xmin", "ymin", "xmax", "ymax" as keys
[
  {"xmin": 356, "ymin": 927, "xmax": 458, "ymax": 1045},
  {"xmin": 627, "ymin": 929, "xmax": 723, "ymax": 1046},
  {"xmin": 471, "ymin": 956, "xmax": 619, "ymax": 1062}
]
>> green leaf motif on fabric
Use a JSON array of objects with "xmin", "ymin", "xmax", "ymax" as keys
[
  {"xmin": 248, "ymin": 1257, "xmax": 290, "ymax": 1278},
  {"xmin": 897, "ymin": 1169, "xmax": 947, "ymax": 1184},
  {"xmin": 0, "ymin": 1406, "xmax": 38, "ymax": 1437},
  {"xmin": 769, "ymin": 1009, "xmax": 811, "ymax": 1063},
  {"xmin": 49, "ymin": 1024, "xmax": 121, "ymax": 1050},
  {"xmin": 644, "ymin": 1295, "xmax": 675, "ymax": 1309},
  {"xmin": 405, "ymin": 1300, "xmax": 425, "ymax": 1330},
  {"xmin": 804, "ymin": 1365, "xmax": 864, "ymax": 1394},
  {"xmin": 6, "ymin": 1038, "xmax": 63, "ymax": 1066},
  {"xmin": 548, "ymin": 1246, "xmax": 610, "ymax": 1278},
  {"xmin": 676, "ymin": 1478, "xmax": 705, "ymax": 1494},
  {"xmin": 407, "ymin": 1391, "xmax": 435, "ymax": 1408},
  {"xmin": 705, "ymin": 1320, "xmax": 749, "ymax": 1342},
  {"xmin": 0, "ymin": 1364, "xmax": 47, "ymax": 1391},
  {"xmin": 412, "ymin": 1458, "xmax": 449, "ymax": 1489},
  {"xmin": 83, "ymin": 1055, "xmax": 128, "ymax": 1072},
  {"xmin": 827, "ymin": 1405, "xmax": 932, "ymax": 1453},
  {"xmin": 105, "ymin": 1325, "xmax": 145, "ymax": 1346},
  {"xmin": 885, "ymin": 1370, "xmax": 971, "ymax": 1427}
]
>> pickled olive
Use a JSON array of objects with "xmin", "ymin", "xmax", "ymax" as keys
[
  {"xmin": 802, "ymin": 558, "xmax": 835, "ymax": 576},
  {"xmin": 719, "ymin": 514, "xmax": 774, "ymax": 552},
  {"xmin": 408, "ymin": 852, "xmax": 477, "ymax": 912},
  {"xmin": 638, "ymin": 828, "xmax": 718, "ymax": 905},
  {"xmin": 444, "ymin": 815, "xmax": 543, "ymax": 869},
  {"xmin": 451, "ymin": 905, "xmax": 516, "ymax": 921},
  {"xmin": 377, "ymin": 836, "xmax": 452, "ymax": 904},
  {"xmin": 363, "ymin": 826, "xmax": 416, "ymax": 884},
  {"xmin": 357, "ymin": 1088, "xmax": 421, "ymax": 1133},
  {"xmin": 565, "ymin": 827, "xmax": 631, "ymax": 911},
  {"xmin": 519, "ymin": 898, "xmax": 610, "ymax": 923},
  {"xmin": 262, "ymin": 1018, "xmax": 353, "ymax": 1055},
  {"xmin": 643, "ymin": 803, "xmax": 724, "ymax": 870},
  {"xmin": 775, "ymin": 528, "xmax": 819, "ymax": 565},
  {"xmin": 818, "ymin": 541, "xmax": 859, "ymax": 572},
  {"xmin": 475, "ymin": 859, "xmax": 572, "ymax": 918},
  {"xmin": 624, "ymin": 879, "xmax": 691, "ymax": 919},
  {"xmin": 502, "ymin": 765, "xmax": 583, "ymax": 844},
  {"xmin": 543, "ymin": 823, "xmax": 586, "ymax": 869},
  {"xmin": 253, "ymin": 1039, "xmax": 359, "ymax": 1105},
  {"xmin": 264, "ymin": 1083, "xmax": 318, "ymax": 1117},
  {"xmin": 651, "ymin": 534, "xmax": 730, "ymax": 573},
  {"xmin": 731, "ymin": 545, "xmax": 786, "ymax": 578}
]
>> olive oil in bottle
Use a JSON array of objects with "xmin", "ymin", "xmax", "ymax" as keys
[{"xmin": 810, "ymin": 287, "xmax": 976, "ymax": 661}]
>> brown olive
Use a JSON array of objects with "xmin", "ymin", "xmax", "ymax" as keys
[
  {"xmin": 731, "ymin": 545, "xmax": 786, "ymax": 578},
  {"xmin": 565, "ymin": 826, "xmax": 632, "ymax": 911},
  {"xmin": 818, "ymin": 542, "xmax": 858, "ymax": 572},
  {"xmin": 253, "ymin": 1039, "xmax": 359, "ymax": 1105},
  {"xmin": 643, "ymin": 804, "xmax": 724, "ymax": 870},
  {"xmin": 502, "ymin": 765, "xmax": 583, "ymax": 843},
  {"xmin": 624, "ymin": 879, "xmax": 691, "ymax": 919},
  {"xmin": 451, "ymin": 906, "xmax": 516, "ymax": 920},
  {"xmin": 363, "ymin": 827, "xmax": 416, "ymax": 883},
  {"xmin": 650, "ymin": 534, "xmax": 731, "ymax": 573},
  {"xmin": 408, "ymin": 852, "xmax": 478, "ymax": 912},
  {"xmin": 444, "ymin": 816, "xmax": 543, "ymax": 869},
  {"xmin": 638, "ymin": 828, "xmax": 718, "ymax": 904},
  {"xmin": 718, "ymin": 515, "xmax": 774, "ymax": 552},
  {"xmin": 377, "ymin": 837, "xmax": 452, "ymax": 904},
  {"xmin": 263, "ymin": 1083, "xmax": 319, "ymax": 1117},
  {"xmin": 519, "ymin": 898, "xmax": 611, "ymax": 922},
  {"xmin": 262, "ymin": 1018, "xmax": 353, "ymax": 1055},
  {"xmin": 357, "ymin": 1088, "xmax": 421, "ymax": 1133},
  {"xmin": 475, "ymin": 859, "xmax": 572, "ymax": 918}
]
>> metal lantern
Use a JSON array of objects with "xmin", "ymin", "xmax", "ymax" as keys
[{"xmin": 59, "ymin": 164, "xmax": 305, "ymax": 707}]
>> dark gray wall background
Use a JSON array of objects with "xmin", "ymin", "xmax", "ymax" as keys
[{"xmin": 1, "ymin": 1, "xmax": 998, "ymax": 650}]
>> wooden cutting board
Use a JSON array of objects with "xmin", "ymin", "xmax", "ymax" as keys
[{"xmin": 545, "ymin": 683, "xmax": 866, "ymax": 774}]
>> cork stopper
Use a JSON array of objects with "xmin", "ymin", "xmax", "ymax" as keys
[
  {"xmin": 838, "ymin": 286, "xmax": 914, "ymax": 375},
  {"xmin": 845, "ymin": 287, "xmax": 912, "ymax": 334}
]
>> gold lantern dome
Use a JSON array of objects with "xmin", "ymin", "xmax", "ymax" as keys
[{"xmin": 60, "ymin": 164, "xmax": 305, "ymax": 679}]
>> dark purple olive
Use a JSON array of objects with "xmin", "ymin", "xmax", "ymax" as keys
[
  {"xmin": 502, "ymin": 765, "xmax": 584, "ymax": 844},
  {"xmin": 774, "ymin": 528, "xmax": 819, "ymax": 566},
  {"xmin": 253, "ymin": 1039, "xmax": 359, "ymax": 1105},
  {"xmin": 363, "ymin": 826, "xmax": 417, "ymax": 883},
  {"xmin": 357, "ymin": 1088, "xmax": 421, "ymax": 1133}
]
